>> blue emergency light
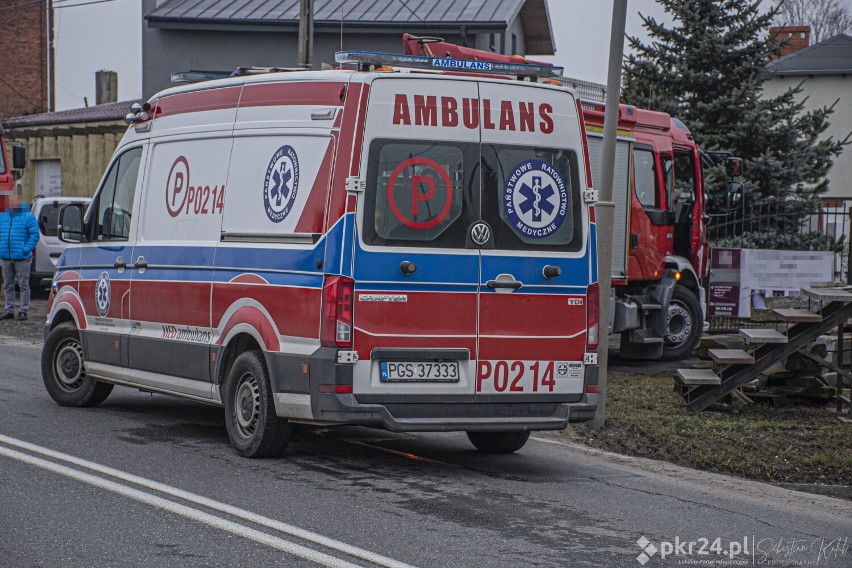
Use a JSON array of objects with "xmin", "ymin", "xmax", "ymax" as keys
[{"xmin": 335, "ymin": 50, "xmax": 564, "ymax": 80}]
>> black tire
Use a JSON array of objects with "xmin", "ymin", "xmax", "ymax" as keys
[
  {"xmin": 223, "ymin": 351, "xmax": 291, "ymax": 458},
  {"xmin": 41, "ymin": 322, "xmax": 113, "ymax": 407},
  {"xmin": 662, "ymin": 285, "xmax": 703, "ymax": 361},
  {"xmin": 466, "ymin": 431, "xmax": 531, "ymax": 454}
]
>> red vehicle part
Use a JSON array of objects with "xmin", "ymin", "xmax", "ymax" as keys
[{"xmin": 401, "ymin": 34, "xmax": 711, "ymax": 360}]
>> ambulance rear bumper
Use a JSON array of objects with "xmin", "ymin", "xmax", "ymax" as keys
[
  {"xmin": 317, "ymin": 398, "xmax": 597, "ymax": 432},
  {"xmin": 268, "ymin": 348, "xmax": 598, "ymax": 431}
]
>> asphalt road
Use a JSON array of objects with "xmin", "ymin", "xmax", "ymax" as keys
[{"xmin": 1, "ymin": 339, "xmax": 850, "ymax": 567}]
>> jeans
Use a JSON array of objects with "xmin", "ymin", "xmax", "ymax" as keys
[{"xmin": 1, "ymin": 258, "xmax": 31, "ymax": 315}]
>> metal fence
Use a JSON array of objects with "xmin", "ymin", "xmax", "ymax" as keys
[{"xmin": 706, "ymin": 200, "xmax": 852, "ymax": 333}]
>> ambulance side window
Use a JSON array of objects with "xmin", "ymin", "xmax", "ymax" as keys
[
  {"xmin": 92, "ymin": 147, "xmax": 142, "ymax": 241},
  {"xmin": 363, "ymin": 139, "xmax": 478, "ymax": 248}
]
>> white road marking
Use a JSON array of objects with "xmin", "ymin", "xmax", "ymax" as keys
[
  {"xmin": 0, "ymin": 434, "xmax": 416, "ymax": 568},
  {"xmin": 0, "ymin": 444, "xmax": 360, "ymax": 568}
]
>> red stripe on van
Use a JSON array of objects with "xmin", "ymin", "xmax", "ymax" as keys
[
  {"xmin": 326, "ymin": 83, "xmax": 366, "ymax": 228},
  {"xmin": 154, "ymin": 86, "xmax": 242, "ymax": 119},
  {"xmin": 213, "ymin": 284, "xmax": 322, "ymax": 340},
  {"xmin": 239, "ymin": 82, "xmax": 346, "ymax": 108},
  {"xmin": 349, "ymin": 85, "xmax": 370, "ymax": 177},
  {"xmin": 216, "ymin": 305, "xmax": 281, "ymax": 352},
  {"xmin": 295, "ymin": 138, "xmax": 334, "ymax": 233}
]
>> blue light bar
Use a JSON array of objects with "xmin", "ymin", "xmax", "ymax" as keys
[{"xmin": 335, "ymin": 50, "xmax": 564, "ymax": 80}]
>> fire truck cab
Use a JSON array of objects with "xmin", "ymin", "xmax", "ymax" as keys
[{"xmin": 0, "ymin": 123, "xmax": 26, "ymax": 208}]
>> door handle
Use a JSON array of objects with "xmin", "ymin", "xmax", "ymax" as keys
[
  {"xmin": 113, "ymin": 257, "xmax": 125, "ymax": 269},
  {"xmin": 135, "ymin": 256, "xmax": 148, "ymax": 270},
  {"xmin": 486, "ymin": 280, "xmax": 522, "ymax": 289},
  {"xmin": 486, "ymin": 273, "xmax": 523, "ymax": 291}
]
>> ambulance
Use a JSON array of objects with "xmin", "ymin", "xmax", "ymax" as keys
[{"xmin": 43, "ymin": 51, "xmax": 600, "ymax": 457}]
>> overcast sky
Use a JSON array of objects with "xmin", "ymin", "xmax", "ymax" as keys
[{"xmin": 52, "ymin": 0, "xmax": 851, "ymax": 111}]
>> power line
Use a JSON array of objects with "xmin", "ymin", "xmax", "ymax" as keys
[
  {"xmin": 54, "ymin": 0, "xmax": 117, "ymax": 9},
  {"xmin": 0, "ymin": 0, "xmax": 116, "ymax": 12},
  {"xmin": 0, "ymin": 73, "xmax": 35, "ymax": 106},
  {"xmin": 395, "ymin": 0, "xmax": 441, "ymax": 38}
]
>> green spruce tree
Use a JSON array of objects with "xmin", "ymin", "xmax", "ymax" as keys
[{"xmin": 622, "ymin": 0, "xmax": 846, "ymax": 250}]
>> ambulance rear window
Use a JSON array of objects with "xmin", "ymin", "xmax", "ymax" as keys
[
  {"xmin": 363, "ymin": 140, "xmax": 478, "ymax": 248},
  {"xmin": 482, "ymin": 145, "xmax": 582, "ymax": 251}
]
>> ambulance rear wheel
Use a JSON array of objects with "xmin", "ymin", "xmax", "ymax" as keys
[
  {"xmin": 224, "ymin": 351, "xmax": 291, "ymax": 458},
  {"xmin": 662, "ymin": 286, "xmax": 703, "ymax": 361},
  {"xmin": 42, "ymin": 322, "xmax": 113, "ymax": 407},
  {"xmin": 466, "ymin": 431, "xmax": 531, "ymax": 454}
]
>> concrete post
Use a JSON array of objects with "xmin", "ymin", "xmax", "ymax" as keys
[
  {"xmin": 590, "ymin": 0, "xmax": 629, "ymax": 429},
  {"xmin": 298, "ymin": 0, "xmax": 314, "ymax": 68}
]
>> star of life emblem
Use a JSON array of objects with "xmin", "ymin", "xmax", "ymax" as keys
[
  {"xmin": 503, "ymin": 159, "xmax": 569, "ymax": 239},
  {"xmin": 95, "ymin": 272, "xmax": 111, "ymax": 317}
]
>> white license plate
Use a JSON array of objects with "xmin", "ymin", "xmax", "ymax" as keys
[{"xmin": 380, "ymin": 361, "xmax": 460, "ymax": 382}]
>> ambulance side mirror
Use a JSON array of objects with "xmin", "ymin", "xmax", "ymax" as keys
[
  {"xmin": 726, "ymin": 181, "xmax": 744, "ymax": 211},
  {"xmin": 58, "ymin": 204, "xmax": 87, "ymax": 243}
]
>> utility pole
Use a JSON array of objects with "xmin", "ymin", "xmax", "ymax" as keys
[
  {"xmin": 298, "ymin": 0, "xmax": 314, "ymax": 68},
  {"xmin": 591, "ymin": 0, "xmax": 629, "ymax": 428}
]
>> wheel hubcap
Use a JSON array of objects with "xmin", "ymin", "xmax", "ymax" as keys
[
  {"xmin": 666, "ymin": 301, "xmax": 693, "ymax": 346},
  {"xmin": 234, "ymin": 373, "xmax": 260, "ymax": 438},
  {"xmin": 54, "ymin": 338, "xmax": 85, "ymax": 391}
]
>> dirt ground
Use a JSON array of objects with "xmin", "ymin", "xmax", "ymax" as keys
[{"xmin": 0, "ymin": 289, "xmax": 49, "ymax": 345}]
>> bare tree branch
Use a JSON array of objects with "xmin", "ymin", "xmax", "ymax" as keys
[{"xmin": 774, "ymin": 0, "xmax": 852, "ymax": 43}]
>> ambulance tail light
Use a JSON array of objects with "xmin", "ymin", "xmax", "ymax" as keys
[
  {"xmin": 322, "ymin": 275, "xmax": 354, "ymax": 348},
  {"xmin": 586, "ymin": 283, "xmax": 600, "ymax": 351}
]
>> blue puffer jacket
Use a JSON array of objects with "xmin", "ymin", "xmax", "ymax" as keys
[{"xmin": 0, "ymin": 206, "xmax": 39, "ymax": 261}]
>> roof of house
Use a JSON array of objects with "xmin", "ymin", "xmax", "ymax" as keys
[
  {"xmin": 150, "ymin": 0, "xmax": 524, "ymax": 26},
  {"xmin": 2, "ymin": 100, "xmax": 142, "ymax": 129},
  {"xmin": 767, "ymin": 33, "xmax": 852, "ymax": 76},
  {"xmin": 147, "ymin": 0, "xmax": 555, "ymax": 53}
]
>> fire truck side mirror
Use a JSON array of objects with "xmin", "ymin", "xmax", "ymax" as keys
[
  {"xmin": 11, "ymin": 144, "xmax": 26, "ymax": 170},
  {"xmin": 725, "ymin": 157, "xmax": 744, "ymax": 179},
  {"xmin": 727, "ymin": 181, "xmax": 744, "ymax": 211}
]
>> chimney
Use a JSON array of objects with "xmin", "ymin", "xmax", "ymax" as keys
[
  {"xmin": 769, "ymin": 26, "xmax": 811, "ymax": 60},
  {"xmin": 95, "ymin": 70, "xmax": 118, "ymax": 105}
]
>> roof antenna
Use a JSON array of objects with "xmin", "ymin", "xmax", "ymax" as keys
[{"xmin": 339, "ymin": 4, "xmax": 344, "ymax": 67}]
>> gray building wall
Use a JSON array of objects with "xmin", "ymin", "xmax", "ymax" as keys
[{"xmin": 141, "ymin": 0, "xmax": 523, "ymax": 99}]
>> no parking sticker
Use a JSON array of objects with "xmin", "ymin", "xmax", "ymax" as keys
[
  {"xmin": 387, "ymin": 157, "xmax": 453, "ymax": 230},
  {"xmin": 503, "ymin": 159, "xmax": 568, "ymax": 239}
]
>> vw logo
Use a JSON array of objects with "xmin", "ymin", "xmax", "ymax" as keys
[{"xmin": 470, "ymin": 222, "xmax": 491, "ymax": 246}]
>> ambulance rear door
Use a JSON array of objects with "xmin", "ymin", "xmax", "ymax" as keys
[
  {"xmin": 475, "ymin": 82, "xmax": 589, "ymax": 402},
  {"xmin": 353, "ymin": 78, "xmax": 481, "ymax": 400}
]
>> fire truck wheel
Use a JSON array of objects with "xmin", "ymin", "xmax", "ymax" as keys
[
  {"xmin": 224, "ymin": 351, "xmax": 291, "ymax": 458},
  {"xmin": 466, "ymin": 431, "xmax": 531, "ymax": 453},
  {"xmin": 41, "ymin": 322, "xmax": 113, "ymax": 407},
  {"xmin": 662, "ymin": 286, "xmax": 703, "ymax": 360}
]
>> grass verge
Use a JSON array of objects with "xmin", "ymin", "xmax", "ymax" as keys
[{"xmin": 561, "ymin": 372, "xmax": 852, "ymax": 487}]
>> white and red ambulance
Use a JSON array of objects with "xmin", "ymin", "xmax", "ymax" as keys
[{"xmin": 43, "ymin": 52, "xmax": 600, "ymax": 457}]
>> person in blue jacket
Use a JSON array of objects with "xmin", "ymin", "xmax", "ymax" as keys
[{"xmin": 0, "ymin": 194, "xmax": 39, "ymax": 321}]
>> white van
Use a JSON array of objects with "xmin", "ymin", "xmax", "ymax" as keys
[
  {"xmin": 43, "ymin": 52, "xmax": 600, "ymax": 457},
  {"xmin": 30, "ymin": 196, "xmax": 92, "ymax": 287}
]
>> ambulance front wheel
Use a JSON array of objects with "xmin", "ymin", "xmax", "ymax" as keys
[
  {"xmin": 466, "ymin": 431, "xmax": 531, "ymax": 454},
  {"xmin": 224, "ymin": 351, "xmax": 291, "ymax": 458},
  {"xmin": 662, "ymin": 285, "xmax": 703, "ymax": 361},
  {"xmin": 42, "ymin": 322, "xmax": 113, "ymax": 407}
]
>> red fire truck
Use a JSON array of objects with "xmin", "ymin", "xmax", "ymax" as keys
[
  {"xmin": 0, "ymin": 123, "xmax": 25, "ymax": 210},
  {"xmin": 404, "ymin": 34, "xmax": 713, "ymax": 360}
]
